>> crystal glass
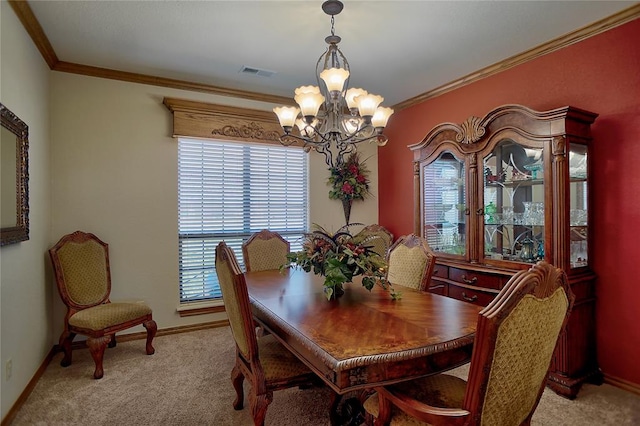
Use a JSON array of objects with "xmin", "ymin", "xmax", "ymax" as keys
[{"xmin": 483, "ymin": 140, "xmax": 546, "ymax": 263}]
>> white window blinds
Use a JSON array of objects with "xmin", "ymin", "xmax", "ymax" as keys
[{"xmin": 178, "ymin": 138, "xmax": 308, "ymax": 303}]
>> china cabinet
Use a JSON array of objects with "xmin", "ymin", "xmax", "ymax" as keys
[{"xmin": 411, "ymin": 104, "xmax": 599, "ymax": 399}]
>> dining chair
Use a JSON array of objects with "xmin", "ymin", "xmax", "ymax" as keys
[
  {"xmin": 363, "ymin": 261, "xmax": 575, "ymax": 426},
  {"xmin": 242, "ymin": 229, "xmax": 290, "ymax": 272},
  {"xmin": 215, "ymin": 242, "xmax": 317, "ymax": 426},
  {"xmin": 353, "ymin": 224, "xmax": 394, "ymax": 258},
  {"xmin": 386, "ymin": 234, "xmax": 436, "ymax": 292},
  {"xmin": 48, "ymin": 231, "xmax": 157, "ymax": 379}
]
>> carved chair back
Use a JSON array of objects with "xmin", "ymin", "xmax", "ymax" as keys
[
  {"xmin": 49, "ymin": 231, "xmax": 112, "ymax": 315},
  {"xmin": 242, "ymin": 229, "xmax": 290, "ymax": 272},
  {"xmin": 354, "ymin": 224, "xmax": 394, "ymax": 258},
  {"xmin": 464, "ymin": 261, "xmax": 574, "ymax": 425},
  {"xmin": 386, "ymin": 234, "xmax": 436, "ymax": 292}
]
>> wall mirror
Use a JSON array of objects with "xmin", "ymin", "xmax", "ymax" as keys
[{"xmin": 1, "ymin": 103, "xmax": 29, "ymax": 246}]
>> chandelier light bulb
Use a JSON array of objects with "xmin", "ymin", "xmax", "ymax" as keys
[
  {"xmin": 295, "ymin": 92, "xmax": 325, "ymax": 119},
  {"xmin": 372, "ymin": 106, "xmax": 394, "ymax": 128},
  {"xmin": 295, "ymin": 85, "xmax": 321, "ymax": 96},
  {"xmin": 355, "ymin": 93, "xmax": 384, "ymax": 118},
  {"xmin": 345, "ymin": 88, "xmax": 368, "ymax": 110},
  {"xmin": 294, "ymin": 85, "xmax": 324, "ymax": 119},
  {"xmin": 320, "ymin": 68, "xmax": 350, "ymax": 94},
  {"xmin": 273, "ymin": 106, "xmax": 300, "ymax": 130}
]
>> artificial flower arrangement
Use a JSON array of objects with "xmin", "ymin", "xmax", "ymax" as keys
[
  {"xmin": 328, "ymin": 152, "xmax": 371, "ymax": 224},
  {"xmin": 282, "ymin": 224, "xmax": 399, "ymax": 300}
]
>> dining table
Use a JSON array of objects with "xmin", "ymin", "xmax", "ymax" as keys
[{"xmin": 245, "ymin": 268, "xmax": 483, "ymax": 423}]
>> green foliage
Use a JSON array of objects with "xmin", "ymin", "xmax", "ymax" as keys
[{"xmin": 283, "ymin": 224, "xmax": 400, "ymax": 300}]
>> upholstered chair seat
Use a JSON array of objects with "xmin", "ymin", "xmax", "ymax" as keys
[
  {"xmin": 68, "ymin": 302, "xmax": 152, "ymax": 331},
  {"xmin": 256, "ymin": 333, "xmax": 313, "ymax": 381}
]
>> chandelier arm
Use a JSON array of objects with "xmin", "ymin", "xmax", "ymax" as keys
[
  {"xmin": 343, "ymin": 133, "xmax": 389, "ymax": 147},
  {"xmin": 314, "ymin": 143, "xmax": 335, "ymax": 168},
  {"xmin": 278, "ymin": 133, "xmax": 334, "ymax": 167}
]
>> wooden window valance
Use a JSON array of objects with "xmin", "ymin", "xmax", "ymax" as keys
[{"xmin": 163, "ymin": 97, "xmax": 288, "ymax": 146}]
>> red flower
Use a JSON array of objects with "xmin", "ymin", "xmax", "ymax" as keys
[
  {"xmin": 356, "ymin": 174, "xmax": 366, "ymax": 184},
  {"xmin": 342, "ymin": 182, "xmax": 354, "ymax": 194},
  {"xmin": 348, "ymin": 164, "xmax": 359, "ymax": 175}
]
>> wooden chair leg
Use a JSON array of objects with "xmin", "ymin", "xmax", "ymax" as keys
[
  {"xmin": 143, "ymin": 319, "xmax": 157, "ymax": 355},
  {"xmin": 87, "ymin": 335, "xmax": 111, "ymax": 379},
  {"xmin": 108, "ymin": 334, "xmax": 117, "ymax": 348},
  {"xmin": 231, "ymin": 363, "xmax": 245, "ymax": 410},
  {"xmin": 58, "ymin": 331, "xmax": 76, "ymax": 367},
  {"xmin": 249, "ymin": 391, "xmax": 272, "ymax": 426}
]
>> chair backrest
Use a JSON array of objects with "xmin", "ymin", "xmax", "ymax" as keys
[
  {"xmin": 354, "ymin": 224, "xmax": 394, "ymax": 258},
  {"xmin": 386, "ymin": 234, "xmax": 435, "ymax": 291},
  {"xmin": 49, "ymin": 231, "xmax": 111, "ymax": 310},
  {"xmin": 215, "ymin": 242, "xmax": 259, "ymax": 362},
  {"xmin": 242, "ymin": 229, "xmax": 290, "ymax": 272},
  {"xmin": 463, "ymin": 261, "xmax": 575, "ymax": 425}
]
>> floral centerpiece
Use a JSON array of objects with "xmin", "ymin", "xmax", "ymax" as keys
[
  {"xmin": 282, "ymin": 224, "xmax": 399, "ymax": 300},
  {"xmin": 328, "ymin": 152, "xmax": 370, "ymax": 225}
]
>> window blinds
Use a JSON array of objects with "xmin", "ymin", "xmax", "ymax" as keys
[{"xmin": 178, "ymin": 138, "xmax": 308, "ymax": 302}]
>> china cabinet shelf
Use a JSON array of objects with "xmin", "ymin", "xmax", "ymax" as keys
[
  {"xmin": 411, "ymin": 104, "xmax": 600, "ymax": 399},
  {"xmin": 486, "ymin": 179, "xmax": 545, "ymax": 187}
]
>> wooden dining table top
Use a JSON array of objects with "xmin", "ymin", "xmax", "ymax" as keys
[{"xmin": 245, "ymin": 268, "xmax": 483, "ymax": 395}]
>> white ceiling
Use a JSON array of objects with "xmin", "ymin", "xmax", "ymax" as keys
[{"xmin": 27, "ymin": 0, "xmax": 637, "ymax": 107}]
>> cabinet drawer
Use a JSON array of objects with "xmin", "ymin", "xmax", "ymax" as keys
[
  {"xmin": 449, "ymin": 267, "xmax": 505, "ymax": 290},
  {"xmin": 432, "ymin": 264, "xmax": 448, "ymax": 279},
  {"xmin": 448, "ymin": 283, "xmax": 497, "ymax": 306},
  {"xmin": 427, "ymin": 278, "xmax": 447, "ymax": 296}
]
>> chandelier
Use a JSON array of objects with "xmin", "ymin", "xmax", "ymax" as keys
[{"xmin": 273, "ymin": 0, "xmax": 394, "ymax": 168}]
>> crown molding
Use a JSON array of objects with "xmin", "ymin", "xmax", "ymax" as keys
[
  {"xmin": 53, "ymin": 61, "xmax": 294, "ymax": 105},
  {"xmin": 8, "ymin": 0, "xmax": 293, "ymax": 105},
  {"xmin": 393, "ymin": 4, "xmax": 640, "ymax": 111},
  {"xmin": 8, "ymin": 0, "xmax": 58, "ymax": 68},
  {"xmin": 10, "ymin": 1, "xmax": 639, "ymax": 110}
]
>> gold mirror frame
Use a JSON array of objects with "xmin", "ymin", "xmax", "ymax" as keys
[{"xmin": 1, "ymin": 103, "xmax": 29, "ymax": 246}]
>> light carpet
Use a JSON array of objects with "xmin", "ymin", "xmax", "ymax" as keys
[{"xmin": 10, "ymin": 327, "xmax": 640, "ymax": 425}]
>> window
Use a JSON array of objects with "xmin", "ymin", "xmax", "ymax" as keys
[{"xmin": 178, "ymin": 138, "xmax": 308, "ymax": 303}]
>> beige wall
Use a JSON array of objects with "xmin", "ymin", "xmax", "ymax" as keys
[
  {"xmin": 49, "ymin": 72, "xmax": 379, "ymax": 333},
  {"xmin": 1, "ymin": 3, "xmax": 379, "ymax": 416},
  {"xmin": 1, "ymin": 1, "xmax": 52, "ymax": 418}
]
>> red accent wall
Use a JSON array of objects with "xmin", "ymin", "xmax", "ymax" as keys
[{"xmin": 379, "ymin": 18, "xmax": 640, "ymax": 386}]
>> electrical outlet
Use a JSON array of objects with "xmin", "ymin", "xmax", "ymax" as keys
[{"xmin": 5, "ymin": 358, "xmax": 12, "ymax": 381}]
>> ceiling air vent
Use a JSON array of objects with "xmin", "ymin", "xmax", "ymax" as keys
[{"xmin": 239, "ymin": 66, "xmax": 276, "ymax": 78}]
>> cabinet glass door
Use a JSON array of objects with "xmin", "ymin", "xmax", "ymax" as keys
[
  {"xmin": 483, "ymin": 140, "xmax": 545, "ymax": 263},
  {"xmin": 422, "ymin": 151, "xmax": 466, "ymax": 256},
  {"xmin": 569, "ymin": 144, "xmax": 588, "ymax": 268}
]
